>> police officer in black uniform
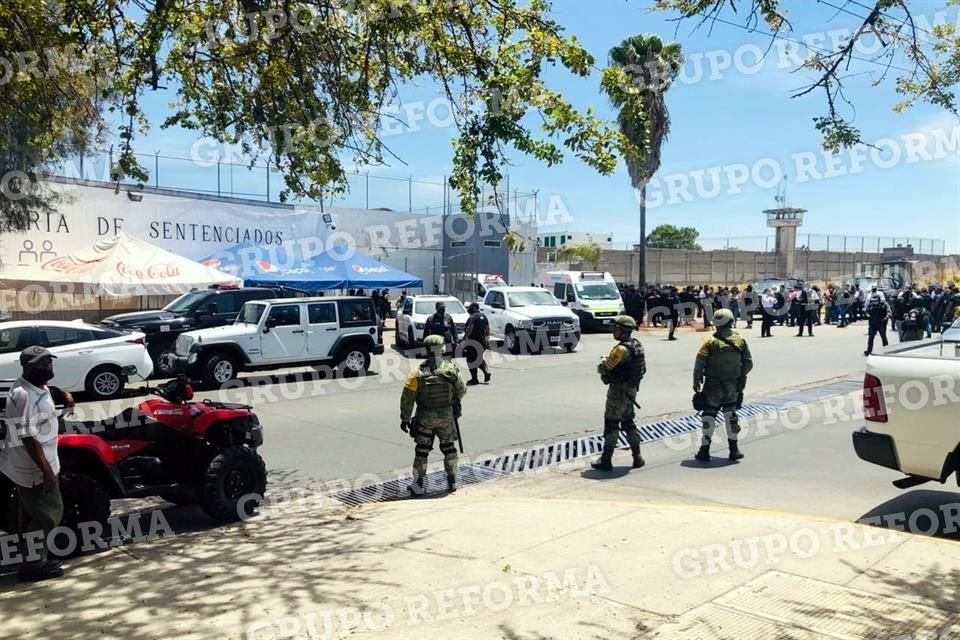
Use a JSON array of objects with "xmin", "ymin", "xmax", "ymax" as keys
[{"xmin": 461, "ymin": 302, "xmax": 491, "ymax": 386}]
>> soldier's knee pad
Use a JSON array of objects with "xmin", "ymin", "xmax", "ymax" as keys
[
  {"xmin": 439, "ymin": 442, "xmax": 457, "ymax": 456},
  {"xmin": 415, "ymin": 444, "xmax": 433, "ymax": 456}
]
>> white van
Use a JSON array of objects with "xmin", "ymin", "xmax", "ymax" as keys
[{"xmin": 542, "ymin": 271, "xmax": 625, "ymax": 330}]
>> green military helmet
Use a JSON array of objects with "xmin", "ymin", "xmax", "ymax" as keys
[
  {"xmin": 613, "ymin": 315, "xmax": 637, "ymax": 331},
  {"xmin": 713, "ymin": 308, "xmax": 735, "ymax": 327},
  {"xmin": 423, "ymin": 335, "xmax": 446, "ymax": 348}
]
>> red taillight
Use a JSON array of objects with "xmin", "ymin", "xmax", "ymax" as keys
[
  {"xmin": 863, "ymin": 373, "xmax": 888, "ymax": 423},
  {"xmin": 127, "ymin": 337, "xmax": 145, "ymax": 345}
]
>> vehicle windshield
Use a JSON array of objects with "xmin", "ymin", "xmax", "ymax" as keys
[
  {"xmin": 164, "ymin": 291, "xmax": 210, "ymax": 314},
  {"xmin": 575, "ymin": 282, "xmax": 620, "ymax": 300},
  {"xmin": 415, "ymin": 300, "xmax": 467, "ymax": 315},
  {"xmin": 238, "ymin": 302, "xmax": 266, "ymax": 324},
  {"xmin": 507, "ymin": 291, "xmax": 558, "ymax": 307},
  {"xmin": 755, "ymin": 279, "xmax": 785, "ymax": 292}
]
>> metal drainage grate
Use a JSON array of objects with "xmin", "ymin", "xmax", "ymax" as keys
[
  {"xmin": 332, "ymin": 464, "xmax": 507, "ymax": 506},
  {"xmin": 331, "ymin": 403, "xmax": 782, "ymax": 505}
]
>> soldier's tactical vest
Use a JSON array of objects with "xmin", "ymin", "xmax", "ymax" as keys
[
  {"xmin": 418, "ymin": 364, "xmax": 454, "ymax": 409},
  {"xmin": 705, "ymin": 333, "xmax": 745, "ymax": 380},
  {"xmin": 606, "ymin": 339, "xmax": 645, "ymax": 385}
]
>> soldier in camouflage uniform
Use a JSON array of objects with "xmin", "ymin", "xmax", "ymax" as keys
[
  {"xmin": 693, "ymin": 308, "xmax": 753, "ymax": 462},
  {"xmin": 401, "ymin": 334, "xmax": 468, "ymax": 496},
  {"xmin": 591, "ymin": 315, "xmax": 646, "ymax": 471}
]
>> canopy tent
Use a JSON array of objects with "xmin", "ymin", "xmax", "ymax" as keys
[
  {"xmin": 310, "ymin": 251, "xmax": 423, "ymax": 289},
  {"xmin": 0, "ymin": 233, "xmax": 241, "ymax": 296},
  {"xmin": 200, "ymin": 242, "xmax": 422, "ymax": 291},
  {"xmin": 200, "ymin": 241, "xmax": 346, "ymax": 291}
]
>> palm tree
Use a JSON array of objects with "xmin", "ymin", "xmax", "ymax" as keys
[{"xmin": 603, "ymin": 35, "xmax": 682, "ymax": 286}]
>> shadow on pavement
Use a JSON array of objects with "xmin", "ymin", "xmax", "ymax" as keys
[
  {"xmin": 858, "ymin": 489, "xmax": 960, "ymax": 540},
  {"xmin": 580, "ymin": 468, "xmax": 631, "ymax": 481},
  {"xmin": 0, "ymin": 489, "xmax": 409, "ymax": 639},
  {"xmin": 679, "ymin": 458, "xmax": 739, "ymax": 469}
]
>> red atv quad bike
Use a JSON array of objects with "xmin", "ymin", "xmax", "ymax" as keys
[{"xmin": 1, "ymin": 368, "xmax": 267, "ymax": 548}]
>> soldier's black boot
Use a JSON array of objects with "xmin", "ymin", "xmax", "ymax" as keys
[
  {"xmin": 591, "ymin": 451, "xmax": 614, "ymax": 471},
  {"xmin": 447, "ymin": 475, "xmax": 457, "ymax": 493},
  {"xmin": 631, "ymin": 446, "xmax": 645, "ymax": 469},
  {"xmin": 695, "ymin": 445, "xmax": 711, "ymax": 462},
  {"xmin": 407, "ymin": 477, "xmax": 425, "ymax": 497},
  {"xmin": 728, "ymin": 439, "xmax": 744, "ymax": 461}
]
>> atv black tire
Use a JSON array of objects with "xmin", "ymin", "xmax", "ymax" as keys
[
  {"xmin": 54, "ymin": 472, "xmax": 111, "ymax": 558},
  {"xmin": 200, "ymin": 446, "xmax": 267, "ymax": 523}
]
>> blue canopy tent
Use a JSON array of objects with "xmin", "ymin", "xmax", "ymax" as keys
[
  {"xmin": 200, "ymin": 242, "xmax": 422, "ymax": 291},
  {"xmin": 311, "ymin": 251, "xmax": 423, "ymax": 289},
  {"xmin": 200, "ymin": 241, "xmax": 346, "ymax": 291}
]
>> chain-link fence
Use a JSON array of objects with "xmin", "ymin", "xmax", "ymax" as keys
[
  {"xmin": 697, "ymin": 235, "xmax": 946, "ymax": 255},
  {"xmin": 50, "ymin": 150, "xmax": 540, "ymax": 220}
]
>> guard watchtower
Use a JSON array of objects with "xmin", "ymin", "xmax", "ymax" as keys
[{"xmin": 763, "ymin": 183, "xmax": 805, "ymax": 276}]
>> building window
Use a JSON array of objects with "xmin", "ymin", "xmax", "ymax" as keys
[
  {"xmin": 560, "ymin": 235, "xmax": 567, "ymax": 245},
  {"xmin": 451, "ymin": 241, "xmax": 466, "ymax": 247},
  {"xmin": 483, "ymin": 240, "xmax": 501, "ymax": 248}
]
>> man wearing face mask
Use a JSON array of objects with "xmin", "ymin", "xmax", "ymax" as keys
[
  {"xmin": 423, "ymin": 301, "xmax": 458, "ymax": 352},
  {"xmin": 0, "ymin": 347, "xmax": 70, "ymax": 581}
]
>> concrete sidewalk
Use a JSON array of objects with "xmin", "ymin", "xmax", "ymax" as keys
[{"xmin": 2, "ymin": 456, "xmax": 958, "ymax": 640}]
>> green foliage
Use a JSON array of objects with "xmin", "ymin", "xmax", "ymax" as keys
[
  {"xmin": 559, "ymin": 242, "xmax": 603, "ymax": 269},
  {"xmin": 0, "ymin": 1, "xmax": 106, "ymax": 230},
  {"xmin": 655, "ymin": 0, "xmax": 960, "ymax": 151},
  {"xmin": 646, "ymin": 224, "xmax": 702, "ymax": 250}
]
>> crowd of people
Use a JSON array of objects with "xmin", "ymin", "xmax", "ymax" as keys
[{"xmin": 616, "ymin": 281, "xmax": 960, "ymax": 342}]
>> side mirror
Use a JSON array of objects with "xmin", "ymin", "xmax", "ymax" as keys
[
  {"xmin": 566, "ymin": 294, "xmax": 575, "ymax": 303},
  {"xmin": 561, "ymin": 300, "xmax": 569, "ymax": 307}
]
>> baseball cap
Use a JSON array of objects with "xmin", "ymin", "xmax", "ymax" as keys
[{"xmin": 19, "ymin": 346, "xmax": 56, "ymax": 365}]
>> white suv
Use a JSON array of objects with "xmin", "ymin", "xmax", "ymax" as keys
[
  {"xmin": 169, "ymin": 297, "xmax": 384, "ymax": 387},
  {"xmin": 481, "ymin": 286, "xmax": 580, "ymax": 354},
  {"xmin": 396, "ymin": 295, "xmax": 470, "ymax": 349}
]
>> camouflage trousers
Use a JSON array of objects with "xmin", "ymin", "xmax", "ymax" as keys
[
  {"xmin": 602, "ymin": 383, "xmax": 641, "ymax": 455},
  {"xmin": 413, "ymin": 416, "xmax": 459, "ymax": 482},
  {"xmin": 700, "ymin": 378, "xmax": 741, "ymax": 446}
]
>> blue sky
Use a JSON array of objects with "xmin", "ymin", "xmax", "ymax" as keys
[{"xmin": 119, "ymin": 0, "xmax": 960, "ymax": 252}]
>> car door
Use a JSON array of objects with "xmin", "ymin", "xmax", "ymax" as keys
[
  {"xmin": 397, "ymin": 297, "xmax": 414, "ymax": 340},
  {"xmin": 0, "ymin": 326, "xmax": 36, "ymax": 380},
  {"xmin": 485, "ymin": 291, "xmax": 505, "ymax": 337},
  {"xmin": 306, "ymin": 302, "xmax": 339, "ymax": 356},
  {"xmin": 35, "ymin": 325, "xmax": 92, "ymax": 389},
  {"xmin": 260, "ymin": 304, "xmax": 307, "ymax": 361}
]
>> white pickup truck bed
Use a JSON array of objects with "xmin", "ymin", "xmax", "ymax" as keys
[{"xmin": 853, "ymin": 330, "xmax": 960, "ymax": 488}]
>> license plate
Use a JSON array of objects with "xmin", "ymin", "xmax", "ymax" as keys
[
  {"xmin": 549, "ymin": 336, "xmax": 560, "ymax": 343},
  {"xmin": 603, "ymin": 319, "xmax": 612, "ymax": 324},
  {"xmin": 160, "ymin": 325, "xmax": 170, "ymax": 332}
]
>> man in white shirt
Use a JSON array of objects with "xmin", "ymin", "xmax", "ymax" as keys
[
  {"xmin": 760, "ymin": 289, "xmax": 776, "ymax": 337},
  {"xmin": 1, "ymin": 346, "xmax": 66, "ymax": 581}
]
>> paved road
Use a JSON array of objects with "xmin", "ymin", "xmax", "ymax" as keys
[{"xmin": 69, "ymin": 320, "xmax": 944, "ymax": 507}]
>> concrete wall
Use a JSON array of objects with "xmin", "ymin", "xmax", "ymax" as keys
[{"xmin": 538, "ymin": 247, "xmax": 960, "ymax": 287}]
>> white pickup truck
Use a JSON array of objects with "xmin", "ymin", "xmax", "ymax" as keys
[
  {"xmin": 853, "ymin": 319, "xmax": 960, "ymax": 489},
  {"xmin": 481, "ymin": 286, "xmax": 581, "ymax": 354}
]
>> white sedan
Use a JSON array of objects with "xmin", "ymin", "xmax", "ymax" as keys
[
  {"xmin": 0, "ymin": 320, "xmax": 153, "ymax": 400},
  {"xmin": 396, "ymin": 296, "xmax": 471, "ymax": 349}
]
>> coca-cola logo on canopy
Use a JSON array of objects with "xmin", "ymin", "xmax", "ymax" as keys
[
  {"xmin": 116, "ymin": 262, "xmax": 181, "ymax": 280},
  {"xmin": 40, "ymin": 256, "xmax": 102, "ymax": 275}
]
